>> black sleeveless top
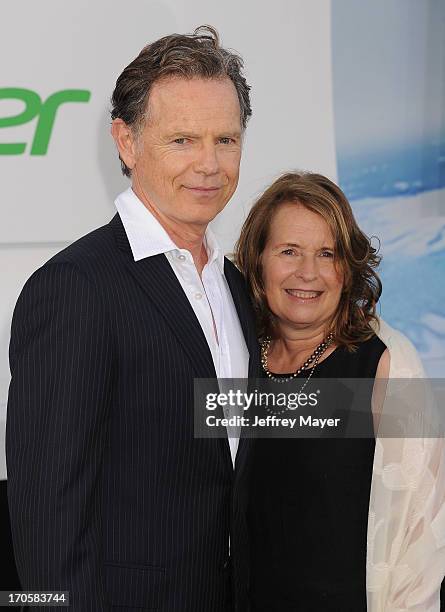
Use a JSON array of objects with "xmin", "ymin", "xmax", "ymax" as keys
[{"xmin": 248, "ymin": 334, "xmax": 386, "ymax": 612}]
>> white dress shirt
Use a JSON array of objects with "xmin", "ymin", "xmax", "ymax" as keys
[{"xmin": 115, "ymin": 187, "xmax": 249, "ymax": 464}]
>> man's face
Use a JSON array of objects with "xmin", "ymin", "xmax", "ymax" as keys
[{"xmin": 131, "ymin": 76, "xmax": 242, "ymax": 229}]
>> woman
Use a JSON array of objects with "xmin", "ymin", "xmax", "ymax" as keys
[{"xmin": 235, "ymin": 172, "xmax": 444, "ymax": 611}]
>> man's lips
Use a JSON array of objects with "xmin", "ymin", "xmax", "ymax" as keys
[
  {"xmin": 183, "ymin": 185, "xmax": 221, "ymax": 192},
  {"xmin": 284, "ymin": 289, "xmax": 323, "ymax": 301}
]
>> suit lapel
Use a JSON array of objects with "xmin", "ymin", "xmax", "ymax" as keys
[
  {"xmin": 125, "ymin": 251, "xmax": 235, "ymax": 475},
  {"xmin": 111, "ymin": 214, "xmax": 235, "ymax": 475},
  {"xmin": 224, "ymin": 258, "xmax": 260, "ymax": 379},
  {"xmin": 110, "ymin": 213, "xmax": 216, "ymax": 380},
  {"xmin": 223, "ymin": 259, "xmax": 261, "ymax": 477}
]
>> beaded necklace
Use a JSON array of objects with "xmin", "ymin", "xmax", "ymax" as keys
[{"xmin": 261, "ymin": 332, "xmax": 334, "ymax": 383}]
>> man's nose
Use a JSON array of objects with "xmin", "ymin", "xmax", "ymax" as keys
[
  {"xmin": 293, "ymin": 255, "xmax": 318, "ymax": 282},
  {"xmin": 193, "ymin": 143, "xmax": 220, "ymax": 175}
]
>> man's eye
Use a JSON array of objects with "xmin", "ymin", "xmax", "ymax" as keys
[
  {"xmin": 219, "ymin": 137, "xmax": 234, "ymax": 145},
  {"xmin": 173, "ymin": 138, "xmax": 187, "ymax": 144}
]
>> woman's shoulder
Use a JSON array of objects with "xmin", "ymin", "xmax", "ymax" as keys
[
  {"xmin": 358, "ymin": 333, "xmax": 387, "ymax": 353},
  {"xmin": 316, "ymin": 334, "xmax": 385, "ymax": 378},
  {"xmin": 348, "ymin": 333, "xmax": 387, "ymax": 364}
]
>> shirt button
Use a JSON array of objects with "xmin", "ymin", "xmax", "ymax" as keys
[
  {"xmin": 177, "ymin": 254, "xmax": 186, "ymax": 261},
  {"xmin": 194, "ymin": 292, "xmax": 203, "ymax": 300}
]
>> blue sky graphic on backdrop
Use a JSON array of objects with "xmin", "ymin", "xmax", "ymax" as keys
[{"xmin": 332, "ymin": 0, "xmax": 445, "ymax": 376}]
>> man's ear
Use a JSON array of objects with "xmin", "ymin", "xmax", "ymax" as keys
[{"xmin": 111, "ymin": 118, "xmax": 138, "ymax": 171}]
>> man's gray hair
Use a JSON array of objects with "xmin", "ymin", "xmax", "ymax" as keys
[{"xmin": 111, "ymin": 25, "xmax": 252, "ymax": 177}]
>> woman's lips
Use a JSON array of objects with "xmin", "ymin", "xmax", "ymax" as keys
[{"xmin": 284, "ymin": 289, "xmax": 323, "ymax": 302}]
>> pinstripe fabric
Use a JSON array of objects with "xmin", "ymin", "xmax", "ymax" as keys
[{"xmin": 6, "ymin": 213, "xmax": 260, "ymax": 612}]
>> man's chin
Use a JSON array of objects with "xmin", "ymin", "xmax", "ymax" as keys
[
  {"xmin": 187, "ymin": 214, "xmax": 220, "ymax": 227},
  {"xmin": 181, "ymin": 202, "xmax": 228, "ymax": 225}
]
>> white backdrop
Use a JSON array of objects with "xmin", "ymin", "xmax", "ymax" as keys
[{"xmin": 0, "ymin": 0, "xmax": 337, "ymax": 479}]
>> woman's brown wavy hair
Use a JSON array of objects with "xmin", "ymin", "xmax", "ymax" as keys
[{"xmin": 235, "ymin": 171, "xmax": 382, "ymax": 350}]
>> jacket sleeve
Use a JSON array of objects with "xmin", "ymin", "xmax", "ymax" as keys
[
  {"xmin": 6, "ymin": 262, "xmax": 114, "ymax": 611},
  {"xmin": 368, "ymin": 318, "xmax": 445, "ymax": 611}
]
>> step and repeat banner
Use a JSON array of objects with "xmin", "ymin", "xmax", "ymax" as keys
[
  {"xmin": 0, "ymin": 0, "xmax": 338, "ymax": 481},
  {"xmin": 1, "ymin": 0, "xmax": 443, "ymax": 590}
]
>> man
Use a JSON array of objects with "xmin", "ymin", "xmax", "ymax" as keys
[{"xmin": 6, "ymin": 27, "xmax": 259, "ymax": 611}]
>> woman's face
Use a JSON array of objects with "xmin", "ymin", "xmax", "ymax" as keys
[{"xmin": 261, "ymin": 202, "xmax": 344, "ymax": 334}]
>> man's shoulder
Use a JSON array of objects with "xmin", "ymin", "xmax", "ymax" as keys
[
  {"xmin": 47, "ymin": 217, "xmax": 118, "ymax": 269},
  {"xmin": 20, "ymin": 216, "xmax": 124, "ymax": 297}
]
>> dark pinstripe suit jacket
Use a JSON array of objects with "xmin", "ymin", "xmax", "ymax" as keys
[{"xmin": 6, "ymin": 213, "xmax": 260, "ymax": 612}]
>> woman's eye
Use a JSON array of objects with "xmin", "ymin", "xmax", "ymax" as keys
[
  {"xmin": 320, "ymin": 251, "xmax": 334, "ymax": 258},
  {"xmin": 281, "ymin": 249, "xmax": 295, "ymax": 256}
]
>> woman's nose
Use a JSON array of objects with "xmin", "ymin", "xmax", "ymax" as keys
[{"xmin": 293, "ymin": 255, "xmax": 318, "ymax": 281}]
